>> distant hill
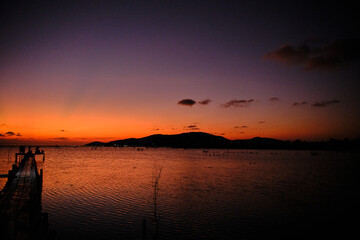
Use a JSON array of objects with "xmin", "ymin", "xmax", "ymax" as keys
[
  {"xmin": 107, "ymin": 132, "xmax": 230, "ymax": 148},
  {"xmin": 85, "ymin": 132, "xmax": 360, "ymax": 150},
  {"xmin": 85, "ymin": 141, "xmax": 105, "ymax": 146}
]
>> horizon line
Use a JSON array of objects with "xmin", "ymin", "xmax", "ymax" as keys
[{"xmin": 1, "ymin": 131, "xmax": 359, "ymax": 147}]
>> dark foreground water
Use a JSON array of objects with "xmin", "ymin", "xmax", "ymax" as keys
[{"xmin": 1, "ymin": 147, "xmax": 359, "ymax": 240}]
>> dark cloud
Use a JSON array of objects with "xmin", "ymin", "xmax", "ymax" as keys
[
  {"xmin": 235, "ymin": 125, "xmax": 248, "ymax": 128},
  {"xmin": 16, "ymin": 133, "xmax": 22, "ymax": 137},
  {"xmin": 60, "ymin": 129, "xmax": 66, "ymax": 132},
  {"xmin": 264, "ymin": 44, "xmax": 309, "ymax": 66},
  {"xmin": 264, "ymin": 38, "xmax": 360, "ymax": 71},
  {"xmin": 153, "ymin": 128, "xmax": 160, "ymax": 131},
  {"xmin": 312, "ymin": 100, "xmax": 340, "ymax": 107},
  {"xmin": 53, "ymin": 137, "xmax": 69, "ymax": 140},
  {"xmin": 185, "ymin": 125, "xmax": 200, "ymax": 131},
  {"xmin": 239, "ymin": 132, "xmax": 245, "ymax": 134},
  {"xmin": 5, "ymin": 131, "xmax": 16, "ymax": 136},
  {"xmin": 269, "ymin": 97, "xmax": 280, "ymax": 101},
  {"xmin": 293, "ymin": 101, "xmax": 308, "ymax": 106},
  {"xmin": 0, "ymin": 133, "xmax": 5, "ymax": 137},
  {"xmin": 198, "ymin": 99, "xmax": 212, "ymax": 105},
  {"xmin": 178, "ymin": 99, "xmax": 196, "ymax": 106},
  {"xmin": 221, "ymin": 99, "xmax": 254, "ymax": 108},
  {"xmin": 258, "ymin": 121, "xmax": 265, "ymax": 124}
]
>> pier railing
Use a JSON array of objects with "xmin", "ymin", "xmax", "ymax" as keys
[{"xmin": 0, "ymin": 147, "xmax": 49, "ymax": 240}]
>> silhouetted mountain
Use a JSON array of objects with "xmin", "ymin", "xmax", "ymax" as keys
[
  {"xmin": 85, "ymin": 132, "xmax": 360, "ymax": 150},
  {"xmin": 85, "ymin": 141, "xmax": 105, "ymax": 146},
  {"xmin": 107, "ymin": 132, "xmax": 230, "ymax": 148}
]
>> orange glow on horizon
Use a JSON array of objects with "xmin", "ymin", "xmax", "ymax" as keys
[{"xmin": 1, "ymin": 80, "xmax": 359, "ymax": 145}]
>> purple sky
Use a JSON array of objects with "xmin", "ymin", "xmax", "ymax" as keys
[{"xmin": 0, "ymin": 1, "xmax": 359, "ymax": 144}]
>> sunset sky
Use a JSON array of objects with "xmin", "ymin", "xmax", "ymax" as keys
[{"xmin": 1, "ymin": 1, "xmax": 359, "ymax": 145}]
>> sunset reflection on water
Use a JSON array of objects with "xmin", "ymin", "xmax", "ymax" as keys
[{"xmin": 0, "ymin": 147, "xmax": 358, "ymax": 240}]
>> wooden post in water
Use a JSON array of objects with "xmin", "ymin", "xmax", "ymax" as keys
[
  {"xmin": 43, "ymin": 212, "xmax": 49, "ymax": 230},
  {"xmin": 142, "ymin": 218, "xmax": 147, "ymax": 240},
  {"xmin": 39, "ymin": 169, "xmax": 43, "ymax": 200}
]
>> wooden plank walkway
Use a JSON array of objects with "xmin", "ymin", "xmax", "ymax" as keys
[{"xmin": 0, "ymin": 151, "xmax": 48, "ymax": 240}]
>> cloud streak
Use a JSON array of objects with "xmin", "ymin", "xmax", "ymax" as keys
[
  {"xmin": 198, "ymin": 99, "xmax": 211, "ymax": 105},
  {"xmin": 293, "ymin": 100, "xmax": 340, "ymax": 107},
  {"xmin": 221, "ymin": 99, "xmax": 254, "ymax": 108},
  {"xmin": 293, "ymin": 101, "xmax": 308, "ymax": 106},
  {"xmin": 264, "ymin": 38, "xmax": 360, "ymax": 71},
  {"xmin": 177, "ymin": 99, "xmax": 196, "ymax": 106},
  {"xmin": 177, "ymin": 98, "xmax": 212, "ymax": 106},
  {"xmin": 0, "ymin": 131, "xmax": 22, "ymax": 137},
  {"xmin": 184, "ymin": 125, "xmax": 200, "ymax": 131},
  {"xmin": 269, "ymin": 97, "xmax": 280, "ymax": 101},
  {"xmin": 53, "ymin": 137, "xmax": 69, "ymax": 140},
  {"xmin": 312, "ymin": 100, "xmax": 340, "ymax": 107}
]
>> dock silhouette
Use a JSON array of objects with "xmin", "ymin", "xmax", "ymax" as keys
[{"xmin": 0, "ymin": 147, "xmax": 50, "ymax": 240}]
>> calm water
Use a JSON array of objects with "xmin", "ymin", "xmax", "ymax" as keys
[{"xmin": 0, "ymin": 147, "xmax": 359, "ymax": 239}]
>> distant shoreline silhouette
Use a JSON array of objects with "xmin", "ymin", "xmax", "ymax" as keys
[{"xmin": 85, "ymin": 132, "xmax": 360, "ymax": 151}]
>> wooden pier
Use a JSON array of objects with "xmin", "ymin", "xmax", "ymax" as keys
[{"xmin": 0, "ymin": 149, "xmax": 49, "ymax": 240}]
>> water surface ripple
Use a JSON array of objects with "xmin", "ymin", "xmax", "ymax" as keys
[{"xmin": 0, "ymin": 147, "xmax": 359, "ymax": 239}]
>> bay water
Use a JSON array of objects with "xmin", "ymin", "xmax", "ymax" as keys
[{"xmin": 0, "ymin": 147, "xmax": 359, "ymax": 239}]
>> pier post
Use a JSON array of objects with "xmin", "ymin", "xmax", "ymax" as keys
[
  {"xmin": 43, "ymin": 213, "xmax": 49, "ymax": 230},
  {"xmin": 39, "ymin": 169, "xmax": 43, "ymax": 200},
  {"xmin": 142, "ymin": 218, "xmax": 147, "ymax": 240}
]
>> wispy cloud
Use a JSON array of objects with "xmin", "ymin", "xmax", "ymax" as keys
[
  {"xmin": 293, "ymin": 101, "xmax": 308, "ymax": 106},
  {"xmin": 178, "ymin": 99, "xmax": 196, "ymax": 106},
  {"xmin": 312, "ymin": 100, "xmax": 340, "ymax": 107},
  {"xmin": 198, "ymin": 99, "xmax": 212, "ymax": 105},
  {"xmin": 269, "ymin": 97, "xmax": 280, "ymax": 101},
  {"xmin": 184, "ymin": 125, "xmax": 200, "ymax": 131},
  {"xmin": 53, "ymin": 137, "xmax": 69, "ymax": 140},
  {"xmin": 221, "ymin": 99, "xmax": 254, "ymax": 108},
  {"xmin": 258, "ymin": 121, "xmax": 265, "ymax": 124},
  {"xmin": 264, "ymin": 38, "xmax": 360, "ymax": 71},
  {"xmin": 178, "ymin": 98, "xmax": 211, "ymax": 106},
  {"xmin": 292, "ymin": 100, "xmax": 340, "ymax": 107}
]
